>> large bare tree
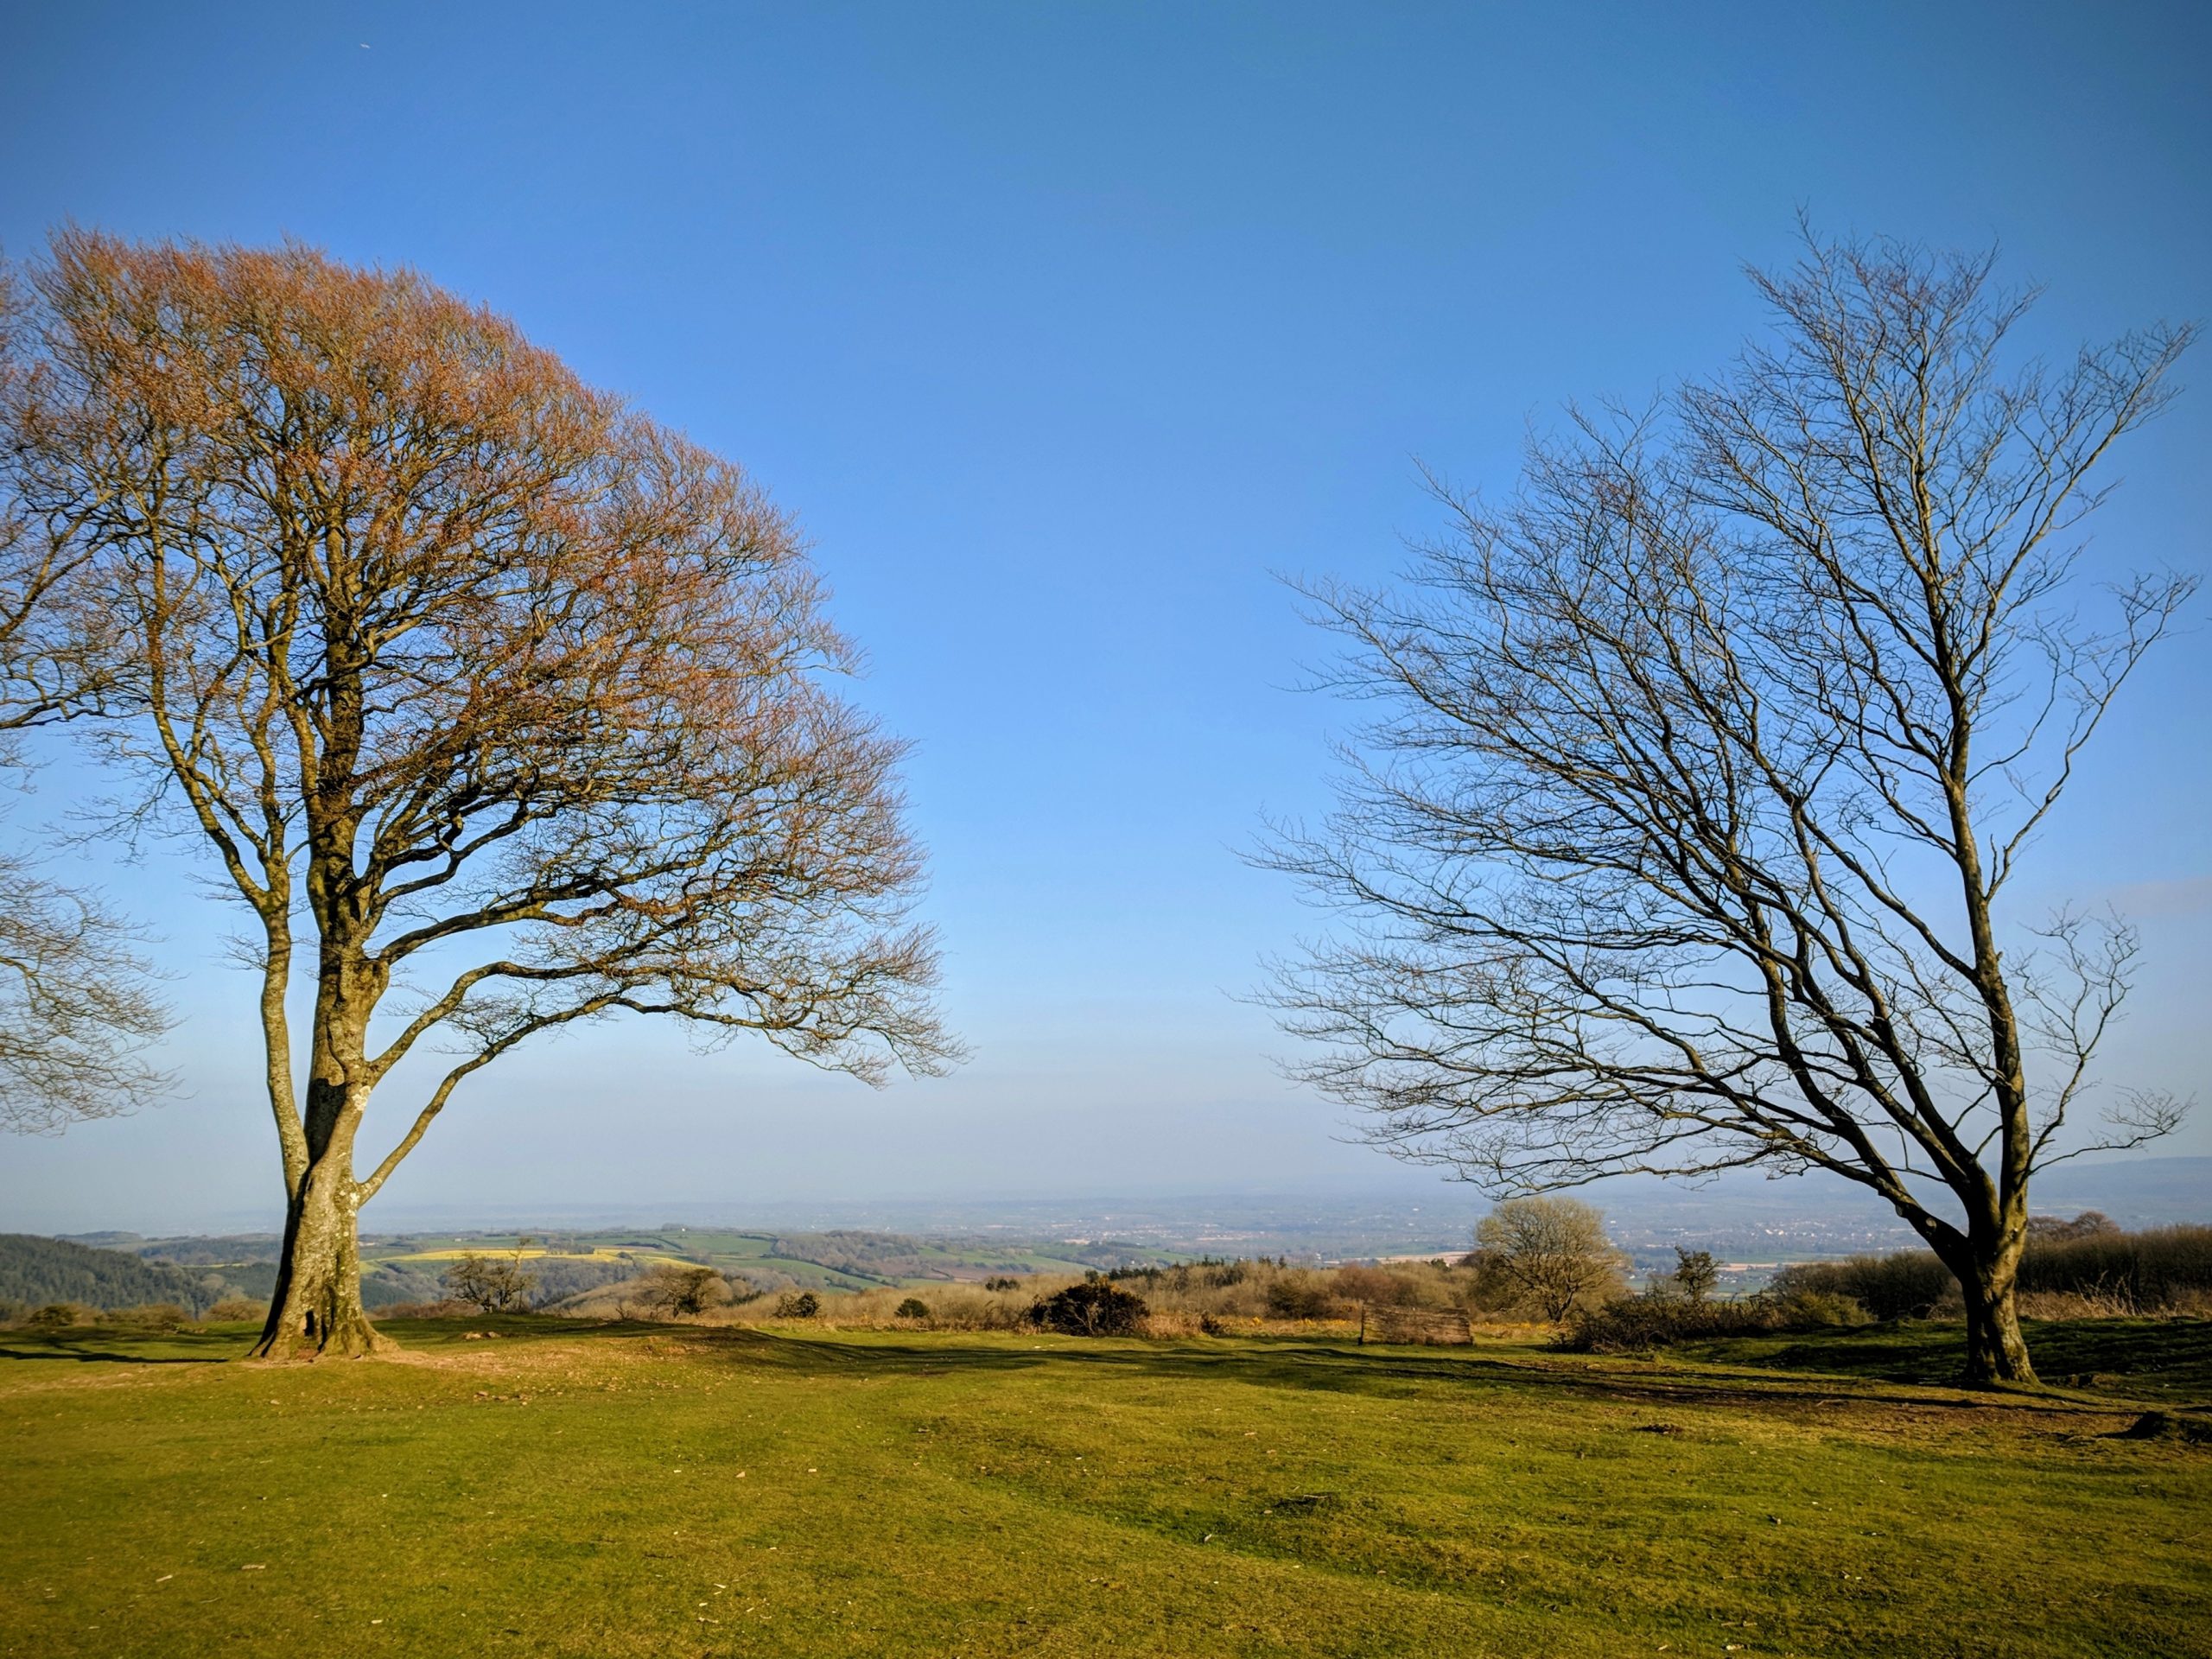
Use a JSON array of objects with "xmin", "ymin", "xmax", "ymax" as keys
[
  {"xmin": 0, "ymin": 261, "xmax": 170, "ymax": 1133},
  {"xmin": 1264, "ymin": 234, "xmax": 2196, "ymax": 1383},
  {"xmin": 3, "ymin": 232, "xmax": 956, "ymax": 1357}
]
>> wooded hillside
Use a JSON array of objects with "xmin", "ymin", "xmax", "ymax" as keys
[{"xmin": 0, "ymin": 1234, "xmax": 234, "ymax": 1313}]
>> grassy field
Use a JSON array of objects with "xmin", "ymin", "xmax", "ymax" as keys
[{"xmin": 3, "ymin": 1319, "xmax": 2207, "ymax": 1658}]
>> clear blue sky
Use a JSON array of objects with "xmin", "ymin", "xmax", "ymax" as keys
[{"xmin": 2, "ymin": 2, "xmax": 2206, "ymax": 1232}]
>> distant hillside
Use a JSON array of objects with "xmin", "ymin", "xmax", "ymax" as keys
[
  {"xmin": 0, "ymin": 1235, "xmax": 236, "ymax": 1314},
  {"xmin": 2034, "ymin": 1156, "xmax": 2212, "ymax": 1228}
]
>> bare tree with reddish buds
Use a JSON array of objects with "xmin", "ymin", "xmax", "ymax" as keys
[{"xmin": 3, "ymin": 231, "xmax": 957, "ymax": 1357}]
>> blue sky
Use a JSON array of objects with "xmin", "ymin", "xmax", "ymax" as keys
[{"xmin": 2, "ymin": 2, "xmax": 2207, "ymax": 1232}]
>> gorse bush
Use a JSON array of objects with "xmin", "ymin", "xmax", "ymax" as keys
[
  {"xmin": 893, "ymin": 1298, "xmax": 930, "ymax": 1320},
  {"xmin": 1029, "ymin": 1281, "xmax": 1147, "ymax": 1337},
  {"xmin": 1264, "ymin": 1272, "xmax": 1343, "ymax": 1320}
]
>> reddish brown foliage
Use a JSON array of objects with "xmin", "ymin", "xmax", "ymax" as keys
[{"xmin": 3, "ymin": 231, "xmax": 954, "ymax": 1351}]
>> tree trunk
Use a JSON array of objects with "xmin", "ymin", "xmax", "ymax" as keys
[
  {"xmin": 1933, "ymin": 1220, "xmax": 2035, "ymax": 1386},
  {"xmin": 252, "ymin": 1150, "xmax": 380, "ymax": 1358},
  {"xmin": 251, "ymin": 946, "xmax": 387, "ymax": 1359},
  {"xmin": 1961, "ymin": 1270, "xmax": 2035, "ymax": 1387}
]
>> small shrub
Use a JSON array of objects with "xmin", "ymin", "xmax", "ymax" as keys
[
  {"xmin": 982, "ymin": 1276, "xmax": 1021, "ymax": 1291},
  {"xmin": 1030, "ymin": 1281, "xmax": 1147, "ymax": 1338},
  {"xmin": 204, "ymin": 1296, "xmax": 265, "ymax": 1323},
  {"xmin": 2016, "ymin": 1287, "xmax": 2139, "ymax": 1319},
  {"xmin": 1770, "ymin": 1254, "xmax": 1950, "ymax": 1320},
  {"xmin": 1764, "ymin": 1225, "xmax": 2212, "ymax": 1319},
  {"xmin": 1265, "ymin": 1273, "xmax": 1343, "ymax": 1320},
  {"xmin": 109, "ymin": 1303, "xmax": 192, "ymax": 1333},
  {"xmin": 2019, "ymin": 1224, "xmax": 2212, "ymax": 1308},
  {"xmin": 1560, "ymin": 1287, "xmax": 1868, "ymax": 1353},
  {"xmin": 775, "ymin": 1291, "xmax": 821, "ymax": 1319},
  {"xmin": 28, "ymin": 1303, "xmax": 86, "ymax": 1332},
  {"xmin": 1561, "ymin": 1295, "xmax": 1762, "ymax": 1353},
  {"xmin": 1762, "ymin": 1288, "xmax": 1872, "ymax": 1329},
  {"xmin": 1138, "ymin": 1310, "xmax": 1207, "ymax": 1338},
  {"xmin": 1330, "ymin": 1264, "xmax": 1418, "ymax": 1307},
  {"xmin": 893, "ymin": 1297, "xmax": 930, "ymax": 1320}
]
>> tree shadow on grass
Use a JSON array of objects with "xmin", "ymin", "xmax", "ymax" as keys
[
  {"xmin": 1683, "ymin": 1319, "xmax": 2212, "ymax": 1402},
  {"xmin": 0, "ymin": 1340, "xmax": 226, "ymax": 1365},
  {"xmin": 662, "ymin": 1325, "xmax": 2142, "ymax": 1421},
  {"xmin": 360, "ymin": 1313, "xmax": 2198, "ymax": 1417}
]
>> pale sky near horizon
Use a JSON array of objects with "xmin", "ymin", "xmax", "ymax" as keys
[{"xmin": 1, "ymin": 2, "xmax": 2207, "ymax": 1235}]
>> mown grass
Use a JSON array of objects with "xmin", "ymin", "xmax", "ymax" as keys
[{"xmin": 2, "ymin": 1318, "xmax": 2206, "ymax": 1657}]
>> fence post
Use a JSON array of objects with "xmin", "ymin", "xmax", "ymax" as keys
[{"xmin": 1357, "ymin": 1302, "xmax": 1367, "ymax": 1345}]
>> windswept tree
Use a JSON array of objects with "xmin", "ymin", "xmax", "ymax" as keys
[
  {"xmin": 1265, "ymin": 232, "xmax": 2195, "ymax": 1383},
  {"xmin": 3, "ymin": 231, "xmax": 956, "ymax": 1357},
  {"xmin": 442, "ymin": 1246, "xmax": 536, "ymax": 1314},
  {"xmin": 1670, "ymin": 1248, "xmax": 1719, "ymax": 1304},
  {"xmin": 638, "ymin": 1262, "xmax": 730, "ymax": 1320},
  {"xmin": 0, "ymin": 261, "xmax": 170, "ymax": 1133}
]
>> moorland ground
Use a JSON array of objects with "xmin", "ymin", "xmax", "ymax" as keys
[{"xmin": 2, "ymin": 1319, "xmax": 2207, "ymax": 1659}]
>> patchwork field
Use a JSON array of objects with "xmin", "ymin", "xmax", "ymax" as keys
[
  {"xmin": 357, "ymin": 1229, "xmax": 1155, "ymax": 1299},
  {"xmin": 2, "ymin": 1319, "xmax": 2207, "ymax": 1658}
]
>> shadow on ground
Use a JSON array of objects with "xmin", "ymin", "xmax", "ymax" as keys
[
  {"xmin": 0, "ymin": 1340, "xmax": 225, "ymax": 1365},
  {"xmin": 573, "ymin": 1320, "xmax": 2184, "ymax": 1421},
  {"xmin": 10, "ymin": 1313, "xmax": 2203, "ymax": 1420},
  {"xmin": 1678, "ymin": 1319, "xmax": 2212, "ymax": 1404}
]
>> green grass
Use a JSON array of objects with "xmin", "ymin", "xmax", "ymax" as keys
[{"xmin": 3, "ymin": 1319, "xmax": 2207, "ymax": 1657}]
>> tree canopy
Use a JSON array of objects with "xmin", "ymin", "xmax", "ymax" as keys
[{"xmin": 2, "ymin": 231, "xmax": 956, "ymax": 1354}]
